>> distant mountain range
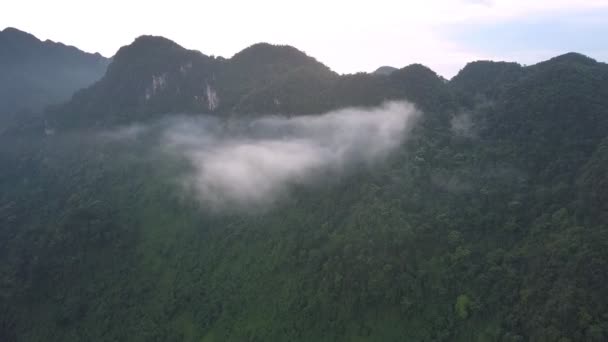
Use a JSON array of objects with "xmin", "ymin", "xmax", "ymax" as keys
[{"xmin": 0, "ymin": 27, "xmax": 109, "ymax": 117}]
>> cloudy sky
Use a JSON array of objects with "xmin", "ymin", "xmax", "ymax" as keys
[{"xmin": 2, "ymin": 0, "xmax": 607, "ymax": 77}]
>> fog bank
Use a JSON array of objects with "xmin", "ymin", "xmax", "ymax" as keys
[
  {"xmin": 101, "ymin": 101, "xmax": 419, "ymax": 210},
  {"xmin": 123, "ymin": 101, "xmax": 420, "ymax": 209}
]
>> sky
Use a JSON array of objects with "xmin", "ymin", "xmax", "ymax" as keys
[{"xmin": 2, "ymin": 0, "xmax": 607, "ymax": 78}]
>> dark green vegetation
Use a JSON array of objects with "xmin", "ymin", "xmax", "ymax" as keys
[
  {"xmin": 1, "ymin": 31, "xmax": 608, "ymax": 341},
  {"xmin": 0, "ymin": 27, "xmax": 109, "ymax": 127}
]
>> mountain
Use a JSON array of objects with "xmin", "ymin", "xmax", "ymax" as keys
[
  {"xmin": 373, "ymin": 65, "xmax": 398, "ymax": 75},
  {"xmin": 47, "ymin": 37, "xmax": 458, "ymax": 130},
  {"xmin": 449, "ymin": 60, "xmax": 524, "ymax": 106},
  {"xmin": 0, "ymin": 27, "xmax": 109, "ymax": 118},
  {"xmin": 47, "ymin": 38, "xmax": 337, "ymax": 127},
  {"xmin": 1, "ymin": 34, "xmax": 608, "ymax": 342}
]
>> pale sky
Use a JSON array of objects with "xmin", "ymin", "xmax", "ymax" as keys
[{"xmin": 2, "ymin": 0, "xmax": 608, "ymax": 78}]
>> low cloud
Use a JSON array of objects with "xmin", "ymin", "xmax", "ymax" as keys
[{"xmin": 159, "ymin": 101, "xmax": 419, "ymax": 210}]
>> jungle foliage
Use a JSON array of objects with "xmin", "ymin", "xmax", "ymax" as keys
[{"xmin": 1, "ymin": 35, "xmax": 608, "ymax": 342}]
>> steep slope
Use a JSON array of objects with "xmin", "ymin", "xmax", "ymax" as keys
[
  {"xmin": 482, "ymin": 53, "xmax": 608, "ymax": 183},
  {"xmin": 451, "ymin": 55, "xmax": 608, "ymax": 340},
  {"xmin": 0, "ymin": 27, "xmax": 109, "ymax": 116}
]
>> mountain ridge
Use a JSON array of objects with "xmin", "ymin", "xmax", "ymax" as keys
[
  {"xmin": 0, "ymin": 27, "xmax": 110, "ymax": 117},
  {"xmin": 42, "ymin": 33, "xmax": 606, "ymax": 131},
  {"xmin": 1, "ymin": 27, "xmax": 107, "ymax": 59}
]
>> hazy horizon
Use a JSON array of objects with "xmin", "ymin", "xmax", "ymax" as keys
[{"xmin": 2, "ymin": 0, "xmax": 608, "ymax": 78}]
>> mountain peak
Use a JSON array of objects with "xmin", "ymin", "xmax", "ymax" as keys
[
  {"xmin": 232, "ymin": 42, "xmax": 306, "ymax": 59},
  {"xmin": 1, "ymin": 26, "xmax": 36, "ymax": 36},
  {"xmin": 0, "ymin": 26, "xmax": 41, "ymax": 44},
  {"xmin": 108, "ymin": 35, "xmax": 199, "ymax": 75},
  {"xmin": 450, "ymin": 60, "xmax": 523, "ymax": 96},
  {"xmin": 394, "ymin": 63, "xmax": 442, "ymax": 81},
  {"xmin": 455, "ymin": 60, "xmax": 522, "ymax": 75},
  {"xmin": 131, "ymin": 35, "xmax": 184, "ymax": 48},
  {"xmin": 113, "ymin": 35, "xmax": 187, "ymax": 59},
  {"xmin": 373, "ymin": 66, "xmax": 398, "ymax": 76},
  {"xmin": 0, "ymin": 27, "xmax": 110, "ymax": 114},
  {"xmin": 545, "ymin": 52, "xmax": 597, "ymax": 66},
  {"xmin": 229, "ymin": 42, "xmax": 330, "ymax": 71}
]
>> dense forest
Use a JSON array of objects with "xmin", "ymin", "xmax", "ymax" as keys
[{"xmin": 1, "ymin": 33, "xmax": 608, "ymax": 342}]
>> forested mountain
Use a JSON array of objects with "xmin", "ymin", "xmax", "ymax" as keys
[
  {"xmin": 1, "ymin": 33, "xmax": 608, "ymax": 342},
  {"xmin": 0, "ymin": 27, "xmax": 109, "ymax": 123},
  {"xmin": 45, "ymin": 36, "xmax": 452, "ymax": 128}
]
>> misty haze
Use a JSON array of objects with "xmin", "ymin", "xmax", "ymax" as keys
[{"xmin": 155, "ymin": 101, "xmax": 419, "ymax": 208}]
